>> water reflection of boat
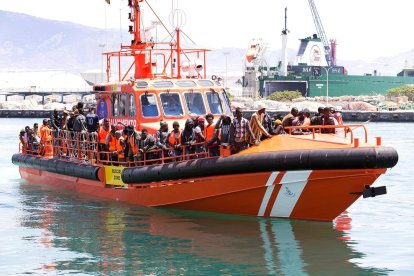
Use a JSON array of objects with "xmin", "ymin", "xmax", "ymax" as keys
[{"xmin": 17, "ymin": 183, "xmax": 386, "ymax": 275}]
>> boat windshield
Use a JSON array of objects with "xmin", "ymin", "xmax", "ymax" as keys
[
  {"xmin": 184, "ymin": 92, "xmax": 206, "ymax": 116},
  {"xmin": 140, "ymin": 93, "xmax": 159, "ymax": 117},
  {"xmin": 160, "ymin": 93, "xmax": 184, "ymax": 116},
  {"xmin": 206, "ymin": 90, "xmax": 223, "ymax": 114},
  {"xmin": 220, "ymin": 90, "xmax": 232, "ymax": 115}
]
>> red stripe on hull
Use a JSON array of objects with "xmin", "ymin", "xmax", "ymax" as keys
[
  {"xmin": 290, "ymin": 169, "xmax": 385, "ymax": 221},
  {"xmin": 19, "ymin": 167, "xmax": 385, "ymax": 221},
  {"xmin": 263, "ymin": 172, "xmax": 285, "ymax": 217}
]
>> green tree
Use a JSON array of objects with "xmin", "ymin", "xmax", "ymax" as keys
[
  {"xmin": 267, "ymin": 90, "xmax": 302, "ymax": 101},
  {"xmin": 387, "ymin": 85, "xmax": 414, "ymax": 101}
]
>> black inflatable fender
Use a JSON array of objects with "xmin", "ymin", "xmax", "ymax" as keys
[
  {"xmin": 122, "ymin": 147, "xmax": 398, "ymax": 184},
  {"xmin": 12, "ymin": 153, "xmax": 100, "ymax": 181}
]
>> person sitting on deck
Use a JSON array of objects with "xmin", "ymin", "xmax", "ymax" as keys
[
  {"xmin": 249, "ymin": 104, "xmax": 271, "ymax": 144},
  {"xmin": 167, "ymin": 121, "xmax": 182, "ymax": 159},
  {"xmin": 291, "ymin": 111, "xmax": 310, "ymax": 135},
  {"xmin": 332, "ymin": 106, "xmax": 344, "ymax": 125},
  {"xmin": 303, "ymin": 108, "xmax": 311, "ymax": 126},
  {"xmin": 233, "ymin": 108, "xmax": 255, "ymax": 153},
  {"xmin": 136, "ymin": 128, "xmax": 157, "ymax": 164},
  {"xmin": 282, "ymin": 107, "xmax": 299, "ymax": 128},
  {"xmin": 321, "ymin": 107, "xmax": 338, "ymax": 134},
  {"xmin": 262, "ymin": 108, "xmax": 274, "ymax": 138},
  {"xmin": 310, "ymin": 106, "xmax": 324, "ymax": 126}
]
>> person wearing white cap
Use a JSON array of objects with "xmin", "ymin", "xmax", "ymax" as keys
[{"xmin": 249, "ymin": 103, "xmax": 271, "ymax": 144}]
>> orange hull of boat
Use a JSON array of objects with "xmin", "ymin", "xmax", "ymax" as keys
[{"xmin": 19, "ymin": 166, "xmax": 384, "ymax": 221}]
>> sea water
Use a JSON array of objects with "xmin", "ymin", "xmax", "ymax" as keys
[{"xmin": 0, "ymin": 118, "xmax": 413, "ymax": 275}]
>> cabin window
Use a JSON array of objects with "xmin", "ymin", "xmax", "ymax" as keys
[
  {"xmin": 129, "ymin": 94, "xmax": 136, "ymax": 117},
  {"xmin": 160, "ymin": 93, "xmax": 184, "ymax": 116},
  {"xmin": 184, "ymin": 92, "xmax": 206, "ymax": 116},
  {"xmin": 136, "ymin": 81, "xmax": 148, "ymax": 88},
  {"xmin": 206, "ymin": 90, "xmax": 223, "ymax": 114},
  {"xmin": 176, "ymin": 80, "xmax": 197, "ymax": 87},
  {"xmin": 153, "ymin": 81, "xmax": 174, "ymax": 88},
  {"xmin": 197, "ymin": 80, "xmax": 214, "ymax": 87},
  {"xmin": 298, "ymin": 41, "xmax": 309, "ymax": 55},
  {"xmin": 140, "ymin": 94, "xmax": 159, "ymax": 117},
  {"xmin": 220, "ymin": 90, "xmax": 232, "ymax": 115},
  {"xmin": 112, "ymin": 94, "xmax": 119, "ymax": 116},
  {"xmin": 119, "ymin": 93, "xmax": 127, "ymax": 116}
]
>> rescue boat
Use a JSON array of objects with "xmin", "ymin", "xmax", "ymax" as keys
[{"xmin": 12, "ymin": 0, "xmax": 398, "ymax": 221}]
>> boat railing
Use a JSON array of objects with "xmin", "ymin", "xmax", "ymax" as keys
[
  {"xmin": 97, "ymin": 142, "xmax": 215, "ymax": 167},
  {"xmin": 284, "ymin": 124, "xmax": 369, "ymax": 144},
  {"xmin": 18, "ymin": 129, "xmax": 222, "ymax": 167},
  {"xmin": 18, "ymin": 124, "xmax": 377, "ymax": 166}
]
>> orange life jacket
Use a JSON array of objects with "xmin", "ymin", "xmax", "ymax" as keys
[
  {"xmin": 205, "ymin": 124, "xmax": 215, "ymax": 141},
  {"xmin": 107, "ymin": 133, "xmax": 117, "ymax": 151},
  {"xmin": 40, "ymin": 125, "xmax": 51, "ymax": 143},
  {"xmin": 205, "ymin": 124, "xmax": 218, "ymax": 147},
  {"xmin": 98, "ymin": 127, "xmax": 109, "ymax": 144},
  {"xmin": 129, "ymin": 134, "xmax": 138, "ymax": 154},
  {"xmin": 168, "ymin": 130, "xmax": 181, "ymax": 146},
  {"xmin": 116, "ymin": 137, "xmax": 124, "ymax": 159}
]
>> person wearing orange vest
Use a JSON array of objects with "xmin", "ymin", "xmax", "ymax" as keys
[
  {"xmin": 167, "ymin": 121, "xmax": 182, "ymax": 158},
  {"xmin": 98, "ymin": 118, "xmax": 110, "ymax": 161},
  {"xmin": 40, "ymin": 119, "xmax": 53, "ymax": 158},
  {"xmin": 204, "ymin": 113, "xmax": 219, "ymax": 156},
  {"xmin": 206, "ymin": 115, "xmax": 234, "ymax": 157},
  {"xmin": 128, "ymin": 125, "xmax": 140, "ymax": 162},
  {"xmin": 115, "ymin": 131, "xmax": 125, "ymax": 164},
  {"xmin": 106, "ymin": 125, "xmax": 117, "ymax": 162}
]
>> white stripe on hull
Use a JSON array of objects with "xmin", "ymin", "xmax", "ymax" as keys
[
  {"xmin": 270, "ymin": 170, "xmax": 312, "ymax": 218},
  {"xmin": 258, "ymin": 170, "xmax": 312, "ymax": 218},
  {"xmin": 258, "ymin": 171, "xmax": 279, "ymax": 216}
]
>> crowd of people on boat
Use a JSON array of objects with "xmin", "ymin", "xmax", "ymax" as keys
[{"xmin": 18, "ymin": 101, "xmax": 344, "ymax": 165}]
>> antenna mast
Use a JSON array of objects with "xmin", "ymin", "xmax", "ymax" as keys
[{"xmin": 307, "ymin": 0, "xmax": 333, "ymax": 66}]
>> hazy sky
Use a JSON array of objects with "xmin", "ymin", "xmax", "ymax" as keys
[{"xmin": 1, "ymin": 0, "xmax": 413, "ymax": 61}]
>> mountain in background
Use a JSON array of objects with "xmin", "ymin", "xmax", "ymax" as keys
[{"xmin": 1, "ymin": 10, "xmax": 413, "ymax": 77}]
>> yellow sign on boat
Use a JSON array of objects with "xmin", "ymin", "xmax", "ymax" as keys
[{"xmin": 105, "ymin": 165, "xmax": 126, "ymax": 186}]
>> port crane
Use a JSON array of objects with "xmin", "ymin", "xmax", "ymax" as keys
[{"xmin": 307, "ymin": 0, "xmax": 334, "ymax": 66}]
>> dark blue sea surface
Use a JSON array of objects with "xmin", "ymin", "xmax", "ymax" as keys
[{"xmin": 1, "ymin": 118, "xmax": 413, "ymax": 275}]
